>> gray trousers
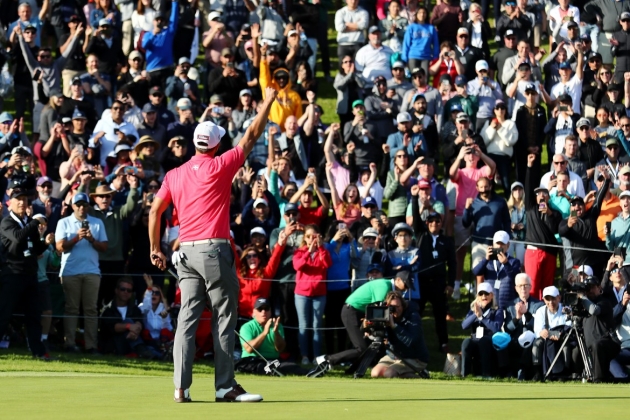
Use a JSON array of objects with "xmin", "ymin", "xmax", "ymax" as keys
[{"xmin": 173, "ymin": 241, "xmax": 239, "ymax": 391}]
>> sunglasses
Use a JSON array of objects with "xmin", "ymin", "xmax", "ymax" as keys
[
  {"xmin": 39, "ymin": 55, "xmax": 52, "ymax": 59},
  {"xmin": 152, "ymin": 290, "xmax": 161, "ymax": 296},
  {"xmin": 363, "ymin": 236, "xmax": 376, "ymax": 240},
  {"xmin": 478, "ymin": 291, "xmax": 490, "ymax": 296},
  {"xmin": 578, "ymin": 126, "xmax": 589, "ymax": 131},
  {"xmin": 342, "ymin": 60, "xmax": 353, "ymax": 64},
  {"xmin": 622, "ymin": 124, "xmax": 630, "ymax": 128},
  {"xmin": 119, "ymin": 287, "xmax": 132, "ymax": 293},
  {"xmin": 74, "ymin": 202, "xmax": 89, "ymax": 207},
  {"xmin": 495, "ymin": 106, "xmax": 507, "ymax": 111},
  {"xmin": 132, "ymin": 57, "xmax": 142, "ymax": 62},
  {"xmin": 458, "ymin": 34, "xmax": 469, "ymax": 38},
  {"xmin": 600, "ymin": 72, "xmax": 611, "ymax": 76},
  {"xmin": 257, "ymin": 306, "xmax": 271, "ymax": 311},
  {"xmin": 40, "ymin": 184, "xmax": 53, "ymax": 189},
  {"xmin": 111, "ymin": 107, "xmax": 123, "ymax": 111},
  {"xmin": 608, "ymin": 145, "xmax": 619, "ymax": 149},
  {"xmin": 152, "ymin": 93, "xmax": 163, "ymax": 97},
  {"xmin": 553, "ymin": 161, "xmax": 567, "ymax": 165},
  {"xmin": 395, "ymin": 154, "xmax": 408, "ymax": 158},
  {"xmin": 246, "ymin": 254, "xmax": 258, "ymax": 259},
  {"xmin": 428, "ymin": 219, "xmax": 442, "ymax": 224},
  {"xmin": 525, "ymin": 91, "xmax": 537, "ymax": 95},
  {"xmin": 147, "ymin": 184, "xmax": 159, "ymax": 190}
]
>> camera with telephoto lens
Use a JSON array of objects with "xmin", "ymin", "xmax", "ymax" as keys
[{"xmin": 563, "ymin": 281, "xmax": 589, "ymax": 317}]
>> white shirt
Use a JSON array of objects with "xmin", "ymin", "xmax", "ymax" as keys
[
  {"xmin": 355, "ymin": 43, "xmax": 393, "ymax": 84},
  {"xmin": 550, "ymin": 74, "xmax": 583, "ymax": 114},
  {"xmin": 539, "ymin": 169, "xmax": 586, "ymax": 198},
  {"xmin": 548, "ymin": 5, "xmax": 580, "ymax": 41},
  {"xmin": 90, "ymin": 112, "xmax": 140, "ymax": 167},
  {"xmin": 357, "ymin": 179, "xmax": 384, "ymax": 209},
  {"xmin": 534, "ymin": 304, "xmax": 570, "ymax": 337}
]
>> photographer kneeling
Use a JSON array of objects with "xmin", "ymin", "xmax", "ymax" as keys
[
  {"xmin": 573, "ymin": 276, "xmax": 620, "ymax": 383},
  {"xmin": 370, "ymin": 291, "xmax": 429, "ymax": 379}
]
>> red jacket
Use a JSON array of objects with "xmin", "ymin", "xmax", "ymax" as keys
[
  {"xmin": 238, "ymin": 243, "xmax": 285, "ymax": 317},
  {"xmin": 293, "ymin": 247, "xmax": 332, "ymax": 297}
]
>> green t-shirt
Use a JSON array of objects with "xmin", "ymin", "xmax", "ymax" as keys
[
  {"xmin": 239, "ymin": 318, "xmax": 285, "ymax": 359},
  {"xmin": 345, "ymin": 279, "xmax": 394, "ymax": 313}
]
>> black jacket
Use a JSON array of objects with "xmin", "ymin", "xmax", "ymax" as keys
[
  {"xmin": 0, "ymin": 213, "xmax": 47, "ymax": 276},
  {"xmin": 504, "ymin": 296, "xmax": 544, "ymax": 338},
  {"xmin": 581, "ymin": 295, "xmax": 617, "ymax": 348},
  {"xmin": 495, "ymin": 12, "xmax": 532, "ymax": 42},
  {"xmin": 612, "ymin": 29, "xmax": 630, "ymax": 80},
  {"xmin": 99, "ymin": 300, "xmax": 144, "ymax": 354},
  {"xmin": 412, "ymin": 199, "xmax": 456, "ymax": 286},
  {"xmin": 206, "ymin": 67, "xmax": 249, "ymax": 109},
  {"xmin": 387, "ymin": 304, "xmax": 429, "ymax": 362},
  {"xmin": 85, "ymin": 35, "xmax": 126, "ymax": 77},
  {"xmin": 524, "ymin": 166, "xmax": 562, "ymax": 255},
  {"xmin": 514, "ymin": 104, "xmax": 547, "ymax": 157},
  {"xmin": 579, "ymin": 137, "xmax": 605, "ymax": 170}
]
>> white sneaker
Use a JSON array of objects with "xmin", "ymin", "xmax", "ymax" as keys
[
  {"xmin": 174, "ymin": 388, "xmax": 191, "ymax": 403},
  {"xmin": 216, "ymin": 384, "xmax": 263, "ymax": 402}
]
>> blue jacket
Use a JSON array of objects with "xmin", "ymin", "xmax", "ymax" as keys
[
  {"xmin": 462, "ymin": 193, "xmax": 511, "ymax": 245},
  {"xmin": 385, "ymin": 247, "xmax": 421, "ymax": 300},
  {"xmin": 472, "ymin": 256, "xmax": 521, "ymax": 309},
  {"xmin": 401, "ymin": 23, "xmax": 440, "ymax": 62},
  {"xmin": 386, "ymin": 131, "xmax": 427, "ymax": 168},
  {"xmin": 31, "ymin": 196, "xmax": 63, "ymax": 235},
  {"xmin": 142, "ymin": 2, "xmax": 178, "ymax": 71},
  {"xmin": 504, "ymin": 296, "xmax": 544, "ymax": 339},
  {"xmin": 325, "ymin": 240, "xmax": 358, "ymax": 292},
  {"xmin": 462, "ymin": 305, "xmax": 504, "ymax": 338}
]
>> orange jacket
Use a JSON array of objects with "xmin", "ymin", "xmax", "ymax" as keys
[{"xmin": 259, "ymin": 59, "xmax": 303, "ymax": 129}]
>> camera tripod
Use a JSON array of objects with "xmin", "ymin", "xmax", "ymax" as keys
[{"xmin": 544, "ymin": 316, "xmax": 593, "ymax": 382}]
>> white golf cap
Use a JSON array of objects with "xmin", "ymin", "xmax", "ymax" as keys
[
  {"xmin": 207, "ymin": 11, "xmax": 222, "ymax": 22},
  {"xmin": 193, "ymin": 121, "xmax": 226, "ymax": 151},
  {"xmin": 396, "ymin": 112, "xmax": 412, "ymax": 124},
  {"xmin": 457, "ymin": 27, "xmax": 469, "ymax": 35},
  {"xmin": 176, "ymin": 97, "xmax": 192, "ymax": 110},
  {"xmin": 477, "ymin": 282, "xmax": 493, "ymax": 294},
  {"xmin": 362, "ymin": 227, "xmax": 378, "ymax": 238},
  {"xmin": 510, "ymin": 181, "xmax": 524, "ymax": 190},
  {"xmin": 542, "ymin": 286, "xmax": 560, "ymax": 298},
  {"xmin": 253, "ymin": 198, "xmax": 269, "ymax": 207},
  {"xmin": 577, "ymin": 265, "xmax": 593, "ymax": 276},
  {"xmin": 518, "ymin": 330, "xmax": 536, "ymax": 348},
  {"xmin": 620, "ymin": 190, "xmax": 630, "ymax": 199},
  {"xmin": 493, "ymin": 230, "xmax": 510, "ymax": 245},
  {"xmin": 475, "ymin": 60, "xmax": 489, "ymax": 71},
  {"xmin": 250, "ymin": 227, "xmax": 267, "ymax": 237}
]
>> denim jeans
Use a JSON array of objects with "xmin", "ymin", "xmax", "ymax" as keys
[{"xmin": 294, "ymin": 294, "xmax": 326, "ymax": 358}]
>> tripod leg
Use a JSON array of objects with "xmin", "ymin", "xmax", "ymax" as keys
[
  {"xmin": 576, "ymin": 334, "xmax": 593, "ymax": 382},
  {"xmin": 544, "ymin": 329, "xmax": 573, "ymax": 381},
  {"xmin": 351, "ymin": 342, "xmax": 381, "ymax": 379}
]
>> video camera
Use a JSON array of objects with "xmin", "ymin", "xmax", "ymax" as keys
[{"xmin": 364, "ymin": 302, "xmax": 390, "ymax": 336}]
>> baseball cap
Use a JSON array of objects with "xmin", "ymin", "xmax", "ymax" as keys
[
  {"xmin": 606, "ymin": 137, "xmax": 620, "ymax": 147},
  {"xmin": 374, "ymin": 75, "xmax": 387, "ymax": 85},
  {"xmin": 411, "ymin": 67, "xmax": 424, "ymax": 76},
  {"xmin": 492, "ymin": 230, "xmax": 510, "ymax": 245},
  {"xmin": 570, "ymin": 196, "xmax": 585, "ymax": 205},
  {"xmin": 494, "ymin": 99, "xmax": 506, "ymax": 108},
  {"xmin": 492, "ymin": 332, "xmax": 511, "ymax": 350},
  {"xmin": 412, "ymin": 93, "xmax": 425, "ymax": 104},
  {"xmin": 620, "ymin": 167, "xmax": 630, "ymax": 177},
  {"xmin": 61, "ymin": 117, "xmax": 72, "ymax": 124},
  {"xmin": 477, "ymin": 282, "xmax": 493, "ymax": 294},
  {"xmin": 142, "ymin": 103, "xmax": 157, "ymax": 113},
  {"xmin": 533, "ymin": 186, "xmax": 549, "ymax": 194},
  {"xmin": 392, "ymin": 61, "xmax": 405, "ymax": 69},
  {"xmin": 114, "ymin": 144, "xmax": 132, "ymax": 154},
  {"xmin": 12, "ymin": 146, "xmax": 32, "ymax": 156},
  {"xmin": 454, "ymin": 75, "xmax": 467, "ymax": 86},
  {"xmin": 504, "ymin": 29, "xmax": 515, "ymax": 38},
  {"xmin": 511, "ymin": 181, "xmax": 524, "ymax": 191},
  {"xmin": 153, "ymin": 10, "xmax": 165, "ymax": 20},
  {"xmin": 622, "ymin": 11, "xmax": 630, "ymax": 20},
  {"xmin": 475, "ymin": 60, "xmax": 489, "ymax": 72},
  {"xmin": 149, "ymin": 86, "xmax": 162, "ymax": 95},
  {"xmin": 518, "ymin": 61, "xmax": 532, "ymax": 70},
  {"xmin": 209, "ymin": 94, "xmax": 223, "ymax": 104},
  {"xmin": 71, "ymin": 75, "xmax": 82, "ymax": 85},
  {"xmin": 576, "ymin": 118, "xmax": 591, "ymax": 128},
  {"xmin": 244, "ymin": 40, "xmax": 253, "ymax": 50},
  {"xmin": 72, "ymin": 107, "xmax": 87, "ymax": 120},
  {"xmin": 542, "ymin": 286, "xmax": 560, "ymax": 298},
  {"xmin": 368, "ymin": 25, "xmax": 380, "ymax": 34},
  {"xmin": 221, "ymin": 47, "xmax": 233, "ymax": 57},
  {"xmin": 557, "ymin": 93, "xmax": 573, "ymax": 104},
  {"xmin": 450, "ymin": 103, "xmax": 463, "ymax": 112},
  {"xmin": 427, "ymin": 211, "xmax": 442, "ymax": 221},
  {"xmin": 192, "ymin": 121, "xmax": 226, "ymax": 151},
  {"xmin": 239, "ymin": 89, "xmax": 252, "ymax": 98},
  {"xmin": 518, "ymin": 330, "xmax": 536, "ymax": 348},
  {"xmin": 250, "ymin": 226, "xmax": 267, "ymax": 237},
  {"xmin": 366, "ymin": 263, "xmax": 383, "ymax": 274},
  {"xmin": 37, "ymin": 176, "xmax": 53, "ymax": 186},
  {"xmin": 361, "ymin": 196, "xmax": 378, "ymax": 208},
  {"xmin": 588, "ymin": 52, "xmax": 602, "ymax": 61},
  {"xmin": 254, "ymin": 298, "xmax": 270, "ymax": 310},
  {"xmin": 362, "ymin": 227, "xmax": 378, "ymax": 238},
  {"xmin": 580, "ymin": 33, "xmax": 592, "ymax": 41},
  {"xmin": 253, "ymin": 198, "xmax": 268, "ymax": 207},
  {"xmin": 352, "ymin": 99, "xmax": 364, "ymax": 108},
  {"xmin": 395, "ymin": 270, "xmax": 415, "ymax": 290},
  {"xmin": 49, "ymin": 88, "xmax": 63, "ymax": 98},
  {"xmin": 419, "ymin": 157, "xmax": 435, "ymax": 166},
  {"xmin": 98, "ymin": 18, "xmax": 111, "ymax": 27},
  {"xmin": 567, "ymin": 20, "xmax": 578, "ymax": 28},
  {"xmin": 392, "ymin": 222, "xmax": 413, "ymax": 237},
  {"xmin": 287, "ymin": 29, "xmax": 298, "ymax": 37},
  {"xmin": 457, "ymin": 27, "xmax": 469, "ymax": 36},
  {"xmin": 178, "ymin": 57, "xmax": 191, "ymax": 65},
  {"xmin": 207, "ymin": 11, "xmax": 222, "ymax": 22},
  {"xmin": 456, "ymin": 112, "xmax": 469, "ymax": 122},
  {"xmin": 10, "ymin": 188, "xmax": 28, "ymax": 199},
  {"xmin": 129, "ymin": 50, "xmax": 143, "ymax": 61},
  {"xmin": 418, "ymin": 179, "xmax": 431, "ymax": 189},
  {"xmin": 396, "ymin": 112, "xmax": 412, "ymax": 124},
  {"xmin": 284, "ymin": 202, "xmax": 299, "ymax": 213},
  {"xmin": 176, "ymin": 97, "xmax": 192, "ymax": 110},
  {"xmin": 524, "ymin": 82, "xmax": 537, "ymax": 92},
  {"xmin": 72, "ymin": 192, "xmax": 90, "ymax": 204},
  {"xmin": 577, "ymin": 265, "xmax": 594, "ymax": 276},
  {"xmin": 608, "ymin": 83, "xmax": 623, "ymax": 92},
  {"xmin": 558, "ymin": 61, "xmax": 572, "ymax": 70}
]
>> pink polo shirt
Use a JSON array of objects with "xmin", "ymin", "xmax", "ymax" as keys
[
  {"xmin": 157, "ymin": 146, "xmax": 244, "ymax": 242},
  {"xmin": 454, "ymin": 165, "xmax": 492, "ymax": 216}
]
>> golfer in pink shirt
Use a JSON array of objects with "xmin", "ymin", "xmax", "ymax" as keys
[{"xmin": 149, "ymin": 87, "xmax": 278, "ymax": 404}]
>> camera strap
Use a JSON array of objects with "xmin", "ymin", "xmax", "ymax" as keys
[{"xmin": 544, "ymin": 308, "xmax": 550, "ymax": 331}]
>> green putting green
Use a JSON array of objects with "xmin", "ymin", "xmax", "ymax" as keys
[{"xmin": 1, "ymin": 354, "xmax": 628, "ymax": 419}]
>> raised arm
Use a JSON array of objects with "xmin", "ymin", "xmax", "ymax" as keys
[
  {"xmin": 325, "ymin": 162, "xmax": 340, "ymax": 208},
  {"xmin": 323, "ymin": 123, "xmax": 340, "ymax": 164},
  {"xmin": 238, "ymin": 87, "xmax": 278, "ymax": 157}
]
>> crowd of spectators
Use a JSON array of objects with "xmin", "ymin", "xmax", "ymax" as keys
[{"xmin": 1, "ymin": 0, "xmax": 630, "ymax": 383}]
